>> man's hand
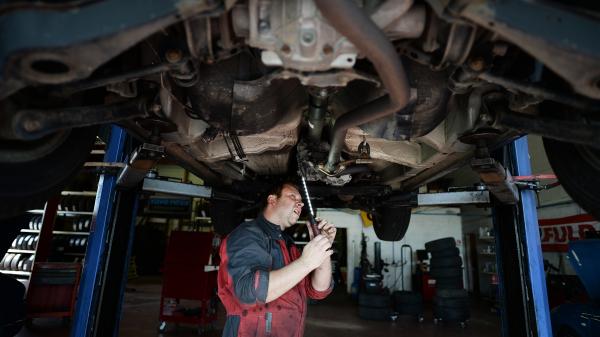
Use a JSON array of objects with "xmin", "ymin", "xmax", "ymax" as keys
[
  {"xmin": 306, "ymin": 218, "xmax": 337, "ymax": 244},
  {"xmin": 307, "ymin": 217, "xmax": 337, "ymax": 244},
  {"xmin": 299, "ymin": 235, "xmax": 333, "ymax": 270},
  {"xmin": 316, "ymin": 218, "xmax": 337, "ymax": 244},
  {"xmin": 267, "ymin": 234, "xmax": 331, "ymax": 302}
]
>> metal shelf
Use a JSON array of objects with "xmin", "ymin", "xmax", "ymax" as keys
[
  {"xmin": 28, "ymin": 210, "xmax": 93, "ymax": 216},
  {"xmin": 18, "ymin": 230, "xmax": 89, "ymax": 236},
  {"xmin": 7, "ymin": 249, "xmax": 35, "ymax": 254},
  {"xmin": 53, "ymin": 231, "xmax": 89, "ymax": 236},
  {"xmin": 61, "ymin": 191, "xmax": 97, "ymax": 197},
  {"xmin": 0, "ymin": 270, "xmax": 31, "ymax": 276},
  {"xmin": 21, "ymin": 229, "xmax": 39, "ymax": 234},
  {"xmin": 58, "ymin": 211, "xmax": 93, "ymax": 216}
]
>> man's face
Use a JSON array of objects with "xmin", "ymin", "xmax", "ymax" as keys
[{"xmin": 271, "ymin": 184, "xmax": 304, "ymax": 229}]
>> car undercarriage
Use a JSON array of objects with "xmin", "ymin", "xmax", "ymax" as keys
[{"xmin": 0, "ymin": 0, "xmax": 599, "ymax": 240}]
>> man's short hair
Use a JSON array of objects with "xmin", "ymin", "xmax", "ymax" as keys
[{"xmin": 262, "ymin": 181, "xmax": 300, "ymax": 210}]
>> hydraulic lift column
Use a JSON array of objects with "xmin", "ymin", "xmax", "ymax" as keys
[
  {"xmin": 71, "ymin": 126, "xmax": 139, "ymax": 337},
  {"xmin": 493, "ymin": 136, "xmax": 552, "ymax": 337},
  {"xmin": 71, "ymin": 135, "xmax": 214, "ymax": 337}
]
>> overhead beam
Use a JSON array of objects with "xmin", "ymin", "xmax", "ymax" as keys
[
  {"xmin": 417, "ymin": 190, "xmax": 490, "ymax": 206},
  {"xmin": 142, "ymin": 178, "xmax": 212, "ymax": 198}
]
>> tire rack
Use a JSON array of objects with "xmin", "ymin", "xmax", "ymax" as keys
[
  {"xmin": 50, "ymin": 191, "xmax": 96, "ymax": 264},
  {"xmin": 0, "ymin": 138, "xmax": 104, "ymax": 289},
  {"xmin": 0, "ymin": 194, "xmax": 95, "ymax": 277},
  {"xmin": 0, "ymin": 197, "xmax": 59, "ymax": 289},
  {"xmin": 0, "ymin": 192, "xmax": 97, "ymax": 320}
]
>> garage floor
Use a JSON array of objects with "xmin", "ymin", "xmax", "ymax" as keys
[{"xmin": 17, "ymin": 276, "xmax": 500, "ymax": 337}]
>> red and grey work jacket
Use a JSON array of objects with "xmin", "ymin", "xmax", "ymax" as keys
[{"xmin": 217, "ymin": 215, "xmax": 332, "ymax": 337}]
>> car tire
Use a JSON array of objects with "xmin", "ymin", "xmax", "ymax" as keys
[
  {"xmin": 430, "ymin": 247, "xmax": 460, "ymax": 258},
  {"xmin": 435, "ymin": 277, "xmax": 463, "ymax": 289},
  {"xmin": 430, "ymin": 267, "xmax": 463, "ymax": 279},
  {"xmin": 436, "ymin": 289, "xmax": 468, "ymax": 298},
  {"xmin": 433, "ymin": 297, "xmax": 469, "ymax": 308},
  {"xmin": 372, "ymin": 206, "xmax": 411, "ymax": 241},
  {"xmin": 425, "ymin": 237, "xmax": 456, "ymax": 252},
  {"xmin": 0, "ymin": 127, "xmax": 97, "ymax": 220},
  {"xmin": 430, "ymin": 256, "xmax": 462, "ymax": 268},
  {"xmin": 543, "ymin": 138, "xmax": 600, "ymax": 221}
]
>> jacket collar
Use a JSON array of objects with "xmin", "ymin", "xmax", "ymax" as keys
[
  {"xmin": 257, "ymin": 214, "xmax": 284, "ymax": 239},
  {"xmin": 257, "ymin": 214, "xmax": 295, "ymax": 245}
]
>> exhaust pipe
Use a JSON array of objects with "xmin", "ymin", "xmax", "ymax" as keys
[
  {"xmin": 307, "ymin": 92, "xmax": 327, "ymax": 144},
  {"xmin": 315, "ymin": 0, "xmax": 411, "ymax": 172}
]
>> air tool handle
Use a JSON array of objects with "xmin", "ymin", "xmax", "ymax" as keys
[{"xmin": 307, "ymin": 213, "xmax": 319, "ymax": 237}]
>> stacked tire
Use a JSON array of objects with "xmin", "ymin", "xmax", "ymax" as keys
[
  {"xmin": 0, "ymin": 254, "xmax": 35, "ymax": 272},
  {"xmin": 433, "ymin": 289, "xmax": 470, "ymax": 328},
  {"xmin": 392, "ymin": 291, "xmax": 424, "ymax": 322},
  {"xmin": 358, "ymin": 292, "xmax": 391, "ymax": 321},
  {"xmin": 71, "ymin": 217, "xmax": 91, "ymax": 232},
  {"xmin": 425, "ymin": 237, "xmax": 469, "ymax": 327},
  {"xmin": 10, "ymin": 235, "xmax": 38, "ymax": 251}
]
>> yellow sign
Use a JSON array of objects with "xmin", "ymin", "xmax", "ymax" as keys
[{"xmin": 360, "ymin": 210, "xmax": 373, "ymax": 227}]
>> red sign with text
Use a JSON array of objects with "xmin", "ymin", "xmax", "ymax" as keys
[{"xmin": 539, "ymin": 214, "xmax": 600, "ymax": 252}]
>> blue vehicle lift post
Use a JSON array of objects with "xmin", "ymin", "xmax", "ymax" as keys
[
  {"xmin": 492, "ymin": 136, "xmax": 552, "ymax": 337},
  {"xmin": 71, "ymin": 126, "xmax": 139, "ymax": 337}
]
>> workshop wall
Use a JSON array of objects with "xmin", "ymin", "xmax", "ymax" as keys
[
  {"xmin": 318, "ymin": 208, "xmax": 464, "ymax": 293},
  {"xmin": 461, "ymin": 208, "xmax": 493, "ymax": 294},
  {"xmin": 156, "ymin": 165, "xmax": 204, "ymax": 185}
]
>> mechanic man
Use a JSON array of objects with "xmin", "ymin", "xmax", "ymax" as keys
[{"xmin": 217, "ymin": 182, "xmax": 336, "ymax": 337}]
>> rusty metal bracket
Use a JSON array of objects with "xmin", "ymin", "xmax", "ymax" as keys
[{"xmin": 471, "ymin": 157, "xmax": 519, "ymax": 204}]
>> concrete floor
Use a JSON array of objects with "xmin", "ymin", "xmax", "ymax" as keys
[{"xmin": 18, "ymin": 277, "xmax": 501, "ymax": 337}]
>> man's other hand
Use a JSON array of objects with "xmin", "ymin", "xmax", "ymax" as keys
[
  {"xmin": 316, "ymin": 218, "xmax": 337, "ymax": 244},
  {"xmin": 299, "ymin": 235, "xmax": 333, "ymax": 270},
  {"xmin": 306, "ymin": 217, "xmax": 337, "ymax": 244}
]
